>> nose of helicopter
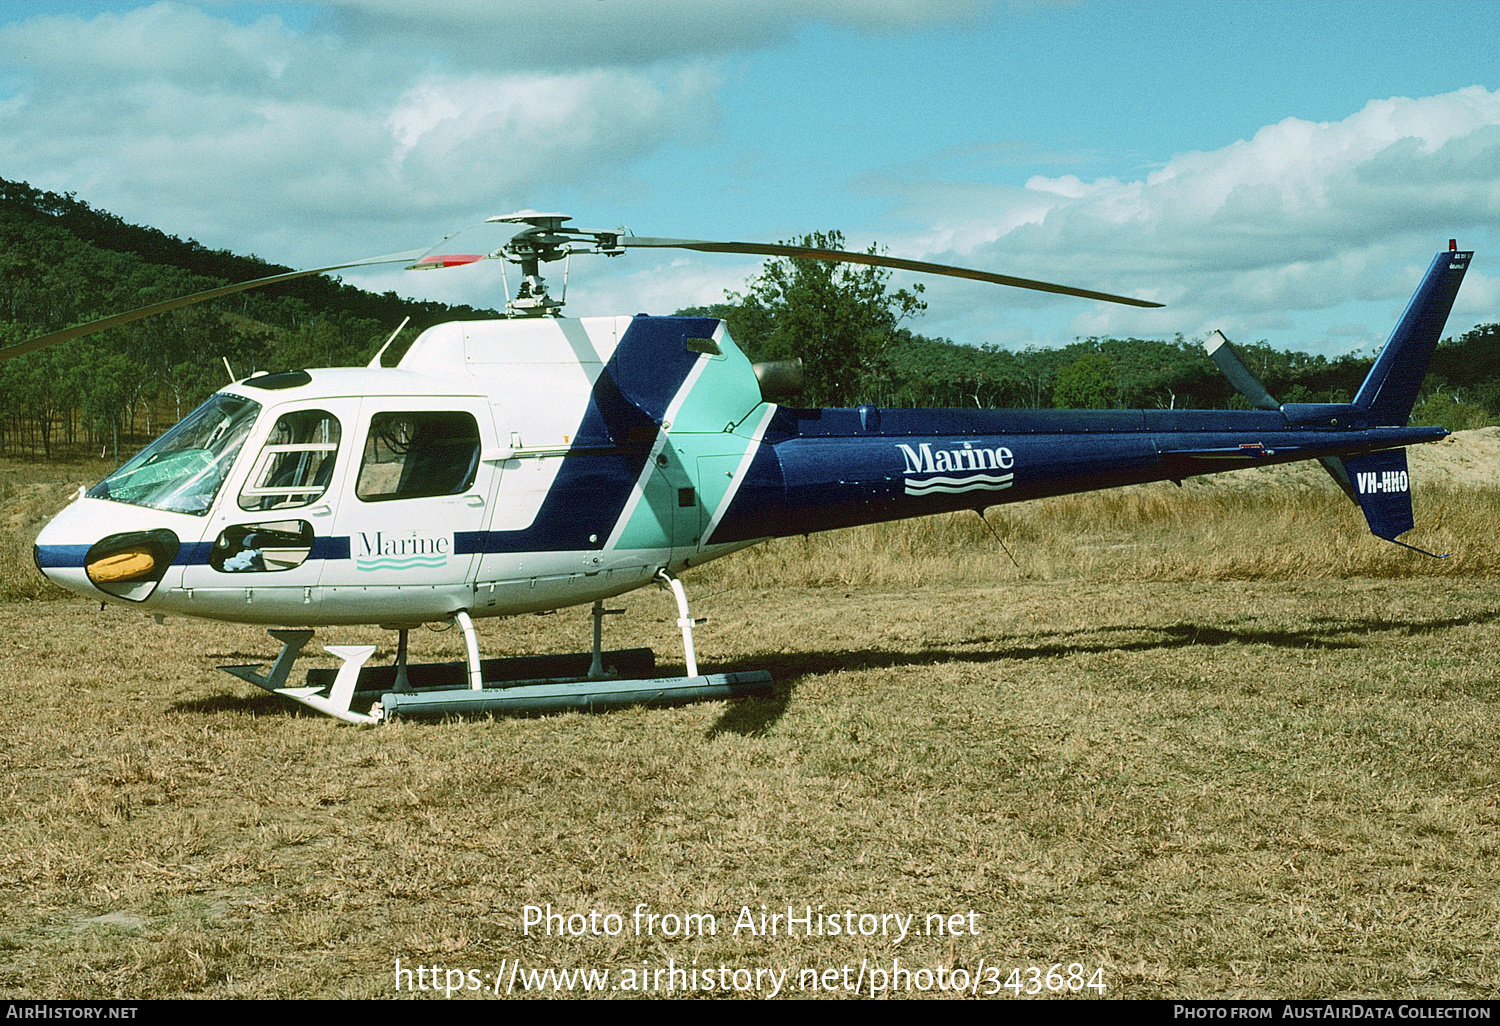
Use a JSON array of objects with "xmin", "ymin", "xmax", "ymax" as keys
[
  {"xmin": 33, "ymin": 497, "xmax": 183, "ymax": 603},
  {"xmin": 32, "ymin": 498, "xmax": 95, "ymax": 595}
]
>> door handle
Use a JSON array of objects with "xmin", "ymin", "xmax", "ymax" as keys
[{"xmin": 466, "ymin": 495, "xmax": 485, "ymax": 508}]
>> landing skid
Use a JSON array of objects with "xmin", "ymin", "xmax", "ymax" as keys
[{"xmin": 218, "ymin": 579, "xmax": 773, "ymax": 722}]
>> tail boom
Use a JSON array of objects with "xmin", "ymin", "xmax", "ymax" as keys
[{"xmin": 705, "ymin": 405, "xmax": 1447, "ymax": 544}]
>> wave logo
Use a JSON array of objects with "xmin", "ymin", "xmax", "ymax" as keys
[
  {"xmin": 897, "ymin": 442, "xmax": 1016, "ymax": 497},
  {"xmin": 356, "ymin": 531, "xmax": 451, "ymax": 572}
]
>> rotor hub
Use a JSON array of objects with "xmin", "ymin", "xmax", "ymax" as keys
[{"xmin": 477, "ymin": 212, "xmax": 626, "ymax": 316}]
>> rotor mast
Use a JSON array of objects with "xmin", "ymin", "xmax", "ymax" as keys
[{"xmin": 487, "ymin": 212, "xmax": 624, "ymax": 318}]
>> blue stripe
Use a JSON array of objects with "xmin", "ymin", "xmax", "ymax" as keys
[
  {"xmin": 36, "ymin": 538, "xmax": 351, "ymax": 569},
  {"xmin": 161, "ymin": 536, "xmax": 350, "ymax": 566},
  {"xmin": 471, "ymin": 315, "xmax": 712, "ymax": 554},
  {"xmin": 34, "ymin": 544, "xmax": 91, "ymax": 568},
  {"xmin": 175, "ymin": 542, "xmax": 215, "ymax": 565},
  {"xmin": 311, "ymin": 535, "xmax": 350, "ymax": 560}
]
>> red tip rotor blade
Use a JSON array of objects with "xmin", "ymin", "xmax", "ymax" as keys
[{"xmin": 408, "ymin": 254, "xmax": 486, "ymax": 270}]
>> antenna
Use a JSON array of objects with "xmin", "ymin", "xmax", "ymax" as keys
[{"xmin": 368, "ymin": 316, "xmax": 411, "ymax": 368}]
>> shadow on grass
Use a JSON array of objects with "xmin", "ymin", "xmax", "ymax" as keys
[
  {"xmin": 706, "ymin": 683, "xmax": 796, "ymax": 738},
  {"xmin": 173, "ymin": 606, "xmax": 1500, "ymax": 725},
  {"xmin": 712, "ymin": 606, "xmax": 1500, "ymax": 686},
  {"xmin": 171, "ymin": 689, "xmax": 325, "ymax": 718}
]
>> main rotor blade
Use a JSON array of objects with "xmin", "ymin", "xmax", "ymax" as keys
[
  {"xmin": 619, "ymin": 236, "xmax": 1163, "ymax": 309},
  {"xmin": 0, "ymin": 248, "xmax": 427, "ymax": 363},
  {"xmin": 1203, "ymin": 330, "xmax": 1280, "ymax": 411}
]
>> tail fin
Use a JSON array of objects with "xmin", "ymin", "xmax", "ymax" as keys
[
  {"xmin": 1352, "ymin": 246, "xmax": 1472, "ymax": 426},
  {"xmin": 1343, "ymin": 448, "xmax": 1413, "ymax": 541},
  {"xmin": 1278, "ymin": 245, "xmax": 1470, "ymax": 429},
  {"xmin": 1341, "ymin": 447, "xmax": 1447, "ymax": 557}
]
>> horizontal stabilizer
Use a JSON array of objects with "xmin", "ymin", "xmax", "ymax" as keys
[{"xmin": 1204, "ymin": 330, "xmax": 1280, "ymax": 411}]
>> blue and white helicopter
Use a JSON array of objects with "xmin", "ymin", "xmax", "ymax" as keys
[{"xmin": 11, "ymin": 213, "xmax": 1471, "ymax": 722}]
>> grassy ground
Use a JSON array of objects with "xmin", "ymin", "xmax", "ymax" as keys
[{"xmin": 2, "ymin": 449, "xmax": 1498, "ymax": 999}]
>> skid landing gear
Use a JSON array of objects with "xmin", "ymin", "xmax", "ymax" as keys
[
  {"xmin": 219, "ymin": 577, "xmax": 771, "ymax": 722},
  {"xmin": 220, "ymin": 628, "xmax": 384, "ymax": 724}
]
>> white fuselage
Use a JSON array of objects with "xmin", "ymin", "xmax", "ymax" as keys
[{"xmin": 34, "ymin": 315, "xmax": 773, "ymax": 626}]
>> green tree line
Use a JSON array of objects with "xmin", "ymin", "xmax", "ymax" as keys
[
  {"xmin": 682, "ymin": 232, "xmax": 1497, "ymax": 430},
  {"xmin": 1, "ymin": 186, "xmax": 1494, "ymax": 462}
]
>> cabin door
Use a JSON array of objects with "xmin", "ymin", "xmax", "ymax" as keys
[{"xmin": 317, "ymin": 397, "xmax": 500, "ymax": 615}]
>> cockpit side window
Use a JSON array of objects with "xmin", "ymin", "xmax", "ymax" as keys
[
  {"xmin": 355, "ymin": 412, "xmax": 480, "ymax": 502},
  {"xmin": 238, "ymin": 409, "xmax": 342, "ymax": 511}
]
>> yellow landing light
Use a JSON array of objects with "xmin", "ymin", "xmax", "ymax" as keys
[{"xmin": 88, "ymin": 547, "xmax": 157, "ymax": 583}]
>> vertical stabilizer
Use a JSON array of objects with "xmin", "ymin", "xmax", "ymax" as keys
[{"xmin": 1353, "ymin": 247, "xmax": 1471, "ymax": 425}]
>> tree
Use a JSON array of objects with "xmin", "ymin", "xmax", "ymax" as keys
[
  {"xmin": 80, "ymin": 348, "xmax": 132, "ymax": 464},
  {"xmin": 276, "ymin": 320, "xmax": 346, "ymax": 371},
  {"xmin": 1410, "ymin": 391, "xmax": 1491, "ymax": 431},
  {"xmin": 730, "ymin": 231, "xmax": 925, "ymax": 407},
  {"xmin": 1053, "ymin": 351, "xmax": 1117, "ymax": 409}
]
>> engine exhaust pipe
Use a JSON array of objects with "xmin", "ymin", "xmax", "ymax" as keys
[{"xmin": 752, "ymin": 358, "xmax": 803, "ymax": 402}]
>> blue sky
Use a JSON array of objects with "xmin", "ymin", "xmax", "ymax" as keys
[{"xmin": 2, "ymin": 0, "xmax": 1498, "ymax": 355}]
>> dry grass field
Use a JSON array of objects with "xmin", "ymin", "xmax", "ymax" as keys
[{"xmin": 2, "ymin": 435, "xmax": 1499, "ymax": 1000}]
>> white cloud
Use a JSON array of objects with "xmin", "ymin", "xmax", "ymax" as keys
[
  {"xmin": 893, "ymin": 87, "xmax": 1500, "ymax": 350},
  {"xmin": 323, "ymin": 0, "xmax": 987, "ymax": 70},
  {"xmin": 383, "ymin": 65, "xmax": 719, "ymax": 206},
  {"xmin": 571, "ymin": 256, "xmax": 759, "ymax": 319},
  {"xmin": 0, "ymin": 2, "xmax": 721, "ymax": 263},
  {"xmin": 0, "ymin": 3, "xmax": 302, "ymax": 91}
]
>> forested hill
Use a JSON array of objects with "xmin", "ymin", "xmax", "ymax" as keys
[
  {"xmin": 0, "ymin": 176, "xmax": 1495, "ymax": 461},
  {"xmin": 0, "ymin": 176, "xmax": 495, "ymax": 458},
  {"xmin": 0, "ymin": 177, "xmax": 496, "ymax": 332},
  {"xmin": 868, "ymin": 324, "xmax": 1500, "ymax": 422}
]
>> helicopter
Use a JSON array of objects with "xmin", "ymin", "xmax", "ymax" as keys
[{"xmin": 9, "ymin": 212, "xmax": 1472, "ymax": 722}]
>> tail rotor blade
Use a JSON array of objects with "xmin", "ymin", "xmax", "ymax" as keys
[{"xmin": 1204, "ymin": 330, "xmax": 1280, "ymax": 411}]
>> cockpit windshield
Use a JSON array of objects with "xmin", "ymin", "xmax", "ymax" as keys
[{"xmin": 88, "ymin": 394, "xmax": 262, "ymax": 516}]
